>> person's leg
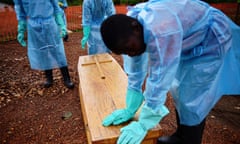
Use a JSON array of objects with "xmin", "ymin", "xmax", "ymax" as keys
[
  {"xmin": 157, "ymin": 110, "xmax": 181, "ymax": 144},
  {"xmin": 157, "ymin": 111, "xmax": 206, "ymax": 144},
  {"xmin": 44, "ymin": 69, "xmax": 53, "ymax": 88},
  {"xmin": 179, "ymin": 119, "xmax": 206, "ymax": 144},
  {"xmin": 60, "ymin": 66, "xmax": 74, "ymax": 89}
]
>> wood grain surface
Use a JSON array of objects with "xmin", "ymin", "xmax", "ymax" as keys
[{"xmin": 78, "ymin": 53, "xmax": 162, "ymax": 144}]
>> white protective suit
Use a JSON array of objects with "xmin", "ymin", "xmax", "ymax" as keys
[
  {"xmin": 123, "ymin": 0, "xmax": 240, "ymax": 125},
  {"xmin": 82, "ymin": 0, "xmax": 115, "ymax": 54}
]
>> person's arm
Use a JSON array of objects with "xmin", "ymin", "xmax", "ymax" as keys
[
  {"xmin": 51, "ymin": 0, "xmax": 62, "ymax": 15},
  {"xmin": 81, "ymin": 0, "xmax": 92, "ymax": 49},
  {"xmin": 123, "ymin": 53, "xmax": 148, "ymax": 92},
  {"xmin": 13, "ymin": 0, "xmax": 27, "ymax": 47},
  {"xmin": 141, "ymin": 10, "xmax": 182, "ymax": 113},
  {"xmin": 52, "ymin": 0, "xmax": 67, "ymax": 37},
  {"xmin": 82, "ymin": 0, "xmax": 92, "ymax": 27},
  {"xmin": 13, "ymin": 0, "xmax": 27, "ymax": 21}
]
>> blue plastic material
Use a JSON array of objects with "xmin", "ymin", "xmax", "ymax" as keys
[
  {"xmin": 13, "ymin": 0, "xmax": 68, "ymax": 70},
  {"xmin": 82, "ymin": 0, "xmax": 115, "ymax": 54},
  {"xmin": 123, "ymin": 0, "xmax": 240, "ymax": 126}
]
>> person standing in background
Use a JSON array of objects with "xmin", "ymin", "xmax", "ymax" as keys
[
  {"xmin": 13, "ymin": 0, "xmax": 74, "ymax": 89},
  {"xmin": 81, "ymin": 0, "xmax": 115, "ymax": 55},
  {"xmin": 58, "ymin": 0, "xmax": 69, "ymax": 41}
]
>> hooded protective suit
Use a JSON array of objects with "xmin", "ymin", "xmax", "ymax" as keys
[
  {"xmin": 123, "ymin": 0, "xmax": 240, "ymax": 126},
  {"xmin": 82, "ymin": 0, "xmax": 115, "ymax": 54},
  {"xmin": 13, "ymin": 0, "xmax": 68, "ymax": 70}
]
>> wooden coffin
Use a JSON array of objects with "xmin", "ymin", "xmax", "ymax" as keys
[{"xmin": 78, "ymin": 53, "xmax": 162, "ymax": 144}]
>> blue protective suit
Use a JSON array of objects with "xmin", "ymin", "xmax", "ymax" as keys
[
  {"xmin": 13, "ymin": 0, "xmax": 68, "ymax": 70},
  {"xmin": 123, "ymin": 0, "xmax": 240, "ymax": 126},
  {"xmin": 82, "ymin": 0, "xmax": 115, "ymax": 54}
]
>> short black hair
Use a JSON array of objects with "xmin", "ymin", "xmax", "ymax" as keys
[{"xmin": 100, "ymin": 14, "xmax": 139, "ymax": 54}]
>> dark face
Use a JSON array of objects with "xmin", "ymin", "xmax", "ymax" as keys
[{"xmin": 115, "ymin": 31, "xmax": 146, "ymax": 57}]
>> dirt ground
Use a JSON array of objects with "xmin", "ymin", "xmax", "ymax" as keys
[{"xmin": 0, "ymin": 32, "xmax": 239, "ymax": 144}]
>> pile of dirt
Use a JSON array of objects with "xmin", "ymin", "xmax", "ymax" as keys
[{"xmin": 0, "ymin": 32, "xmax": 239, "ymax": 144}]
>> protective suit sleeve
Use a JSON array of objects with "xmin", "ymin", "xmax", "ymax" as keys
[
  {"xmin": 123, "ymin": 51, "xmax": 148, "ymax": 92},
  {"xmin": 13, "ymin": 0, "xmax": 27, "ymax": 47},
  {"xmin": 13, "ymin": 0, "xmax": 27, "ymax": 21},
  {"xmin": 102, "ymin": 88, "xmax": 144, "ymax": 126},
  {"xmin": 123, "ymin": 4, "xmax": 149, "ymax": 93},
  {"xmin": 82, "ymin": 0, "xmax": 92, "ymax": 26},
  {"xmin": 50, "ymin": 0, "xmax": 66, "ymax": 37},
  {"xmin": 117, "ymin": 104, "xmax": 169, "ymax": 144},
  {"xmin": 143, "ymin": 22, "xmax": 182, "ymax": 112},
  {"xmin": 51, "ymin": 0, "xmax": 62, "ymax": 14}
]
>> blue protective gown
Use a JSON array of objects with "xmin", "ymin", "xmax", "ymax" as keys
[
  {"xmin": 82, "ymin": 0, "xmax": 115, "ymax": 54},
  {"xmin": 13, "ymin": 0, "xmax": 68, "ymax": 70},
  {"xmin": 123, "ymin": 0, "xmax": 240, "ymax": 126}
]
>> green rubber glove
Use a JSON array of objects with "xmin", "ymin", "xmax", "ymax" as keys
[
  {"xmin": 17, "ymin": 20, "xmax": 27, "ymax": 47},
  {"xmin": 81, "ymin": 26, "xmax": 90, "ymax": 49},
  {"xmin": 102, "ymin": 88, "xmax": 144, "ymax": 126},
  {"xmin": 117, "ymin": 105, "xmax": 169, "ymax": 144},
  {"xmin": 55, "ymin": 13, "xmax": 67, "ymax": 38}
]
